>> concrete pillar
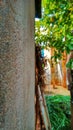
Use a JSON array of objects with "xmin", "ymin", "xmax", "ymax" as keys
[{"xmin": 0, "ymin": 0, "xmax": 35, "ymax": 130}]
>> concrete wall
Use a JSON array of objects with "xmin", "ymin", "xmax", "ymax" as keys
[{"xmin": 0, "ymin": 0, "xmax": 35, "ymax": 130}]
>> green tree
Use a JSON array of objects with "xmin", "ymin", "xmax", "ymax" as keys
[{"xmin": 35, "ymin": 0, "xmax": 73, "ymax": 61}]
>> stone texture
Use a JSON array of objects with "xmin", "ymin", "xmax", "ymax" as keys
[{"xmin": 0, "ymin": 0, "xmax": 35, "ymax": 130}]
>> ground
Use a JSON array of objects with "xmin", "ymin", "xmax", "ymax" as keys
[{"xmin": 44, "ymin": 85, "xmax": 70, "ymax": 96}]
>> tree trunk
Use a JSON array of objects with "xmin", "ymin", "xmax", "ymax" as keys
[{"xmin": 0, "ymin": 0, "xmax": 35, "ymax": 130}]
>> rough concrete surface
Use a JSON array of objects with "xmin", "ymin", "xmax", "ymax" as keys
[{"xmin": 0, "ymin": 0, "xmax": 35, "ymax": 130}]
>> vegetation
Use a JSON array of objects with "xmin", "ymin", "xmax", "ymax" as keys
[
  {"xmin": 35, "ymin": 1, "xmax": 72, "ymax": 129},
  {"xmin": 35, "ymin": 0, "xmax": 73, "ymax": 61},
  {"xmin": 45, "ymin": 95, "xmax": 71, "ymax": 130},
  {"xmin": 66, "ymin": 59, "xmax": 73, "ymax": 69}
]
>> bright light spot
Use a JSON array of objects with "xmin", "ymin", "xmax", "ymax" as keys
[{"xmin": 35, "ymin": 18, "xmax": 40, "ymax": 21}]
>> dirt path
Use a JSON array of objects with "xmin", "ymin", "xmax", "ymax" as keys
[{"xmin": 44, "ymin": 85, "xmax": 70, "ymax": 96}]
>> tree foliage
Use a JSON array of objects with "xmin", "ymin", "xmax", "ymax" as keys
[{"xmin": 35, "ymin": 0, "xmax": 73, "ymax": 60}]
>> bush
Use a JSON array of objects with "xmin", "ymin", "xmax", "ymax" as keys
[{"xmin": 45, "ymin": 95, "xmax": 71, "ymax": 130}]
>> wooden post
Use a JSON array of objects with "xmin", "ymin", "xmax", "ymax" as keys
[
  {"xmin": 62, "ymin": 52, "xmax": 67, "ymax": 88},
  {"xmin": 0, "ymin": 0, "xmax": 35, "ymax": 130}
]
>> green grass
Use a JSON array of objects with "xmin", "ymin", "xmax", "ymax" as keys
[{"xmin": 45, "ymin": 95, "xmax": 71, "ymax": 130}]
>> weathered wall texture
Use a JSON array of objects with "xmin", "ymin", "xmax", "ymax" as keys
[{"xmin": 0, "ymin": 0, "xmax": 35, "ymax": 130}]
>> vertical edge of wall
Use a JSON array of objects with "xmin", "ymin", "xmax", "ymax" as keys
[{"xmin": 0, "ymin": 0, "xmax": 35, "ymax": 130}]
